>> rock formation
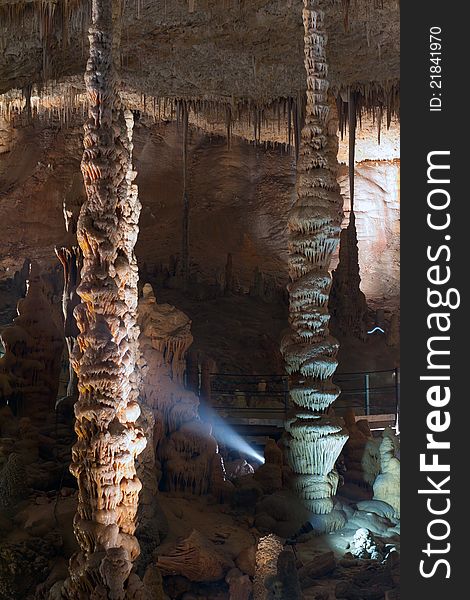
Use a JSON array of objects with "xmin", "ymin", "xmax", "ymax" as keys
[
  {"xmin": 0, "ymin": 261, "xmax": 63, "ymax": 421},
  {"xmin": 156, "ymin": 529, "xmax": 233, "ymax": 583},
  {"xmin": 253, "ymin": 534, "xmax": 284, "ymax": 600},
  {"xmin": 138, "ymin": 283, "xmax": 227, "ymax": 499},
  {"xmin": 373, "ymin": 428, "xmax": 400, "ymax": 518},
  {"xmin": 254, "ymin": 438, "xmax": 283, "ymax": 495},
  {"xmin": 350, "ymin": 527, "xmax": 384, "ymax": 561},
  {"xmin": 63, "ymin": 0, "xmax": 147, "ymax": 596},
  {"xmin": 330, "ymin": 212, "xmax": 368, "ymax": 340},
  {"xmin": 386, "ymin": 313, "xmax": 400, "ymax": 347},
  {"xmin": 226, "ymin": 567, "xmax": 253, "ymax": 600},
  {"xmin": 0, "ymin": 2, "xmax": 404, "ymax": 599},
  {"xmin": 55, "ymin": 247, "xmax": 82, "ymax": 401},
  {"xmin": 281, "ymin": 0, "xmax": 348, "ymax": 531},
  {"xmin": 0, "ymin": 451, "xmax": 28, "ymax": 510},
  {"xmin": 330, "ymin": 90, "xmax": 368, "ymax": 340},
  {"xmin": 138, "ymin": 283, "xmax": 196, "ymax": 432},
  {"xmin": 265, "ymin": 550, "xmax": 302, "ymax": 600},
  {"xmin": 341, "ymin": 409, "xmax": 380, "ymax": 501}
]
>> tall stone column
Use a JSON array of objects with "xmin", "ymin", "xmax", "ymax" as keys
[
  {"xmin": 281, "ymin": 0, "xmax": 348, "ymax": 532},
  {"xmin": 64, "ymin": 0, "xmax": 146, "ymax": 596}
]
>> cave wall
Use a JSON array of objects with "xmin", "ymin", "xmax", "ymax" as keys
[
  {"xmin": 0, "ymin": 119, "xmax": 399, "ymax": 314},
  {"xmin": 337, "ymin": 161, "xmax": 400, "ymax": 312}
]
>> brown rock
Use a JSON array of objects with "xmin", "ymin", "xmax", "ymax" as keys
[{"xmin": 235, "ymin": 545, "xmax": 256, "ymax": 578}]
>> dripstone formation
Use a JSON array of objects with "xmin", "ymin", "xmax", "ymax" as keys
[
  {"xmin": 281, "ymin": 0, "xmax": 348, "ymax": 532},
  {"xmin": 63, "ymin": 0, "xmax": 147, "ymax": 596}
]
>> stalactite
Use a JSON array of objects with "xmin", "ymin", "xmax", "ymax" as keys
[
  {"xmin": 0, "ymin": 0, "xmax": 90, "ymax": 83},
  {"xmin": 62, "ymin": 0, "xmax": 147, "ymax": 596},
  {"xmin": 181, "ymin": 100, "xmax": 190, "ymax": 288},
  {"xmin": 0, "ymin": 83, "xmax": 398, "ymax": 149},
  {"xmin": 281, "ymin": 0, "xmax": 348, "ymax": 533},
  {"xmin": 335, "ymin": 82, "xmax": 399, "ymax": 144},
  {"xmin": 341, "ymin": 0, "xmax": 350, "ymax": 32},
  {"xmin": 348, "ymin": 88, "xmax": 356, "ymax": 213}
]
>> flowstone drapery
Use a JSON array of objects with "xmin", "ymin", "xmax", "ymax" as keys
[
  {"xmin": 281, "ymin": 0, "xmax": 348, "ymax": 532},
  {"xmin": 63, "ymin": 0, "xmax": 147, "ymax": 597}
]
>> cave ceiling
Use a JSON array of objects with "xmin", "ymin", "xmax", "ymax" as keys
[{"xmin": 0, "ymin": 0, "xmax": 400, "ymax": 107}]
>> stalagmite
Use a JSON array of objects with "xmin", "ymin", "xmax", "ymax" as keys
[
  {"xmin": 341, "ymin": 409, "xmax": 380, "ymax": 501},
  {"xmin": 330, "ymin": 211, "xmax": 368, "ymax": 340},
  {"xmin": 281, "ymin": 0, "xmax": 348, "ymax": 532},
  {"xmin": 373, "ymin": 428, "xmax": 400, "ymax": 518},
  {"xmin": 253, "ymin": 534, "xmax": 284, "ymax": 600},
  {"xmin": 330, "ymin": 89, "xmax": 367, "ymax": 339},
  {"xmin": 62, "ymin": 0, "xmax": 147, "ymax": 597},
  {"xmin": 56, "ymin": 246, "xmax": 82, "ymax": 400}
]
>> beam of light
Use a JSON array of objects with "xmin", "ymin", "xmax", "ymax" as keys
[
  {"xmin": 198, "ymin": 400, "xmax": 265, "ymax": 464},
  {"xmin": 367, "ymin": 326, "xmax": 385, "ymax": 334}
]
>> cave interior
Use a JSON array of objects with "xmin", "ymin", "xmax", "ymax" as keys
[{"xmin": 0, "ymin": 1, "xmax": 400, "ymax": 599}]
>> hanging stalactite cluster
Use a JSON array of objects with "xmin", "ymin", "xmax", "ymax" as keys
[
  {"xmin": 0, "ymin": 86, "xmax": 309, "ymax": 156},
  {"xmin": 0, "ymin": 82, "xmax": 87, "ymax": 126},
  {"xmin": 0, "ymin": 81, "xmax": 399, "ymax": 159},
  {"xmin": 335, "ymin": 81, "xmax": 400, "ymax": 144},
  {"xmin": 0, "ymin": 0, "xmax": 90, "ymax": 82}
]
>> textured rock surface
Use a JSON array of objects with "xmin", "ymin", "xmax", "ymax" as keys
[
  {"xmin": 373, "ymin": 428, "xmax": 400, "ymax": 518},
  {"xmin": 330, "ymin": 211, "xmax": 368, "ymax": 340},
  {"xmin": 0, "ymin": 1, "xmax": 399, "ymax": 99},
  {"xmin": 280, "ymin": 0, "xmax": 348, "ymax": 527},
  {"xmin": 338, "ymin": 161, "xmax": 400, "ymax": 311},
  {"xmin": 156, "ymin": 529, "xmax": 233, "ymax": 582},
  {"xmin": 0, "ymin": 118, "xmax": 399, "ymax": 315},
  {"xmin": 138, "ymin": 283, "xmax": 227, "ymax": 498},
  {"xmin": 340, "ymin": 409, "xmax": 380, "ymax": 502},
  {"xmin": 0, "ymin": 451, "xmax": 27, "ymax": 509},
  {"xmin": 253, "ymin": 534, "xmax": 284, "ymax": 600},
  {"xmin": 63, "ymin": 1, "xmax": 147, "ymax": 596},
  {"xmin": 265, "ymin": 550, "xmax": 302, "ymax": 599},
  {"xmin": 0, "ymin": 261, "xmax": 63, "ymax": 420}
]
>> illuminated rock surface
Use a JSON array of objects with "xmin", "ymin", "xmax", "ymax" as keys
[{"xmin": 281, "ymin": 0, "xmax": 348, "ymax": 530}]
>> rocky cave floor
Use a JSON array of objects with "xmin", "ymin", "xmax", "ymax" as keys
[
  {"xmin": 0, "ymin": 266, "xmax": 400, "ymax": 600},
  {"xmin": 1, "ymin": 486, "xmax": 400, "ymax": 600},
  {"xmin": 0, "ymin": 398, "xmax": 400, "ymax": 600}
]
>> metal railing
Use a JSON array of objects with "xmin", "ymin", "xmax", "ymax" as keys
[
  {"xmin": 208, "ymin": 368, "xmax": 400, "ymax": 424},
  {"xmin": 333, "ymin": 368, "xmax": 400, "ymax": 417},
  {"xmin": 209, "ymin": 372, "xmax": 289, "ymax": 413}
]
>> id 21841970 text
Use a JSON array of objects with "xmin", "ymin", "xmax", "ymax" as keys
[{"xmin": 429, "ymin": 26, "xmax": 443, "ymax": 112}]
